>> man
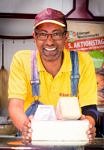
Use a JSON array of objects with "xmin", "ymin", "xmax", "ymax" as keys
[{"xmin": 8, "ymin": 8, "xmax": 98, "ymax": 143}]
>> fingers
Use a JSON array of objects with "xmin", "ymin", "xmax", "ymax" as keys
[
  {"xmin": 22, "ymin": 117, "xmax": 32, "ymax": 144},
  {"xmin": 80, "ymin": 115, "xmax": 86, "ymax": 120},
  {"xmin": 22, "ymin": 133, "xmax": 32, "ymax": 144},
  {"xmin": 87, "ymin": 124, "xmax": 96, "ymax": 141}
]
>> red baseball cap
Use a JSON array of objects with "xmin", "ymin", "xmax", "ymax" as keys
[{"xmin": 34, "ymin": 8, "xmax": 67, "ymax": 29}]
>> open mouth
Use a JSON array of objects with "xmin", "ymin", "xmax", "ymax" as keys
[
  {"xmin": 43, "ymin": 47, "xmax": 57, "ymax": 55},
  {"xmin": 45, "ymin": 47, "xmax": 56, "ymax": 51}
]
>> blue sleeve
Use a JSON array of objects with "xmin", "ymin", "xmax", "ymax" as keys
[{"xmin": 81, "ymin": 104, "xmax": 99, "ymax": 124}]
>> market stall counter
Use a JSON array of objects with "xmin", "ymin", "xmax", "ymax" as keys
[{"xmin": 0, "ymin": 135, "xmax": 104, "ymax": 150}]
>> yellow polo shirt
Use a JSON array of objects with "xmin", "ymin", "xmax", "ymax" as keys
[{"xmin": 8, "ymin": 49, "xmax": 97, "ymax": 111}]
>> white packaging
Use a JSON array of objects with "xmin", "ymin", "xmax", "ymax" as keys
[
  {"xmin": 31, "ymin": 120, "xmax": 89, "ymax": 142},
  {"xmin": 57, "ymin": 97, "xmax": 81, "ymax": 120},
  {"xmin": 34, "ymin": 105, "xmax": 57, "ymax": 121}
]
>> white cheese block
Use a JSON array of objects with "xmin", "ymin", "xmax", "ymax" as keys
[
  {"xmin": 31, "ymin": 120, "xmax": 89, "ymax": 142},
  {"xmin": 57, "ymin": 96, "xmax": 81, "ymax": 120}
]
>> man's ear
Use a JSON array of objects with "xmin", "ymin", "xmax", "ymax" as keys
[{"xmin": 32, "ymin": 31, "xmax": 36, "ymax": 39}]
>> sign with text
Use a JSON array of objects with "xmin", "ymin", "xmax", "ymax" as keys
[{"xmin": 66, "ymin": 21, "xmax": 104, "ymax": 51}]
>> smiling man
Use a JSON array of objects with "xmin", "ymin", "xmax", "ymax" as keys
[{"xmin": 8, "ymin": 8, "xmax": 98, "ymax": 143}]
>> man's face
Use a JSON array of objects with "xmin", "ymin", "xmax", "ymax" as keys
[{"xmin": 33, "ymin": 23, "xmax": 68, "ymax": 62}]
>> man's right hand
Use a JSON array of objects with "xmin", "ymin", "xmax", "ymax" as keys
[{"xmin": 22, "ymin": 116, "xmax": 33, "ymax": 144}]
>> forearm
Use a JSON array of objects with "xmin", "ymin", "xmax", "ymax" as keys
[
  {"xmin": 85, "ymin": 115, "xmax": 96, "ymax": 126},
  {"xmin": 8, "ymin": 99, "xmax": 28, "ymax": 132},
  {"xmin": 10, "ymin": 108, "xmax": 27, "ymax": 132}
]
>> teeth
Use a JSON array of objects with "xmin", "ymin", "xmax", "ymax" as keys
[{"xmin": 45, "ymin": 47, "xmax": 56, "ymax": 51}]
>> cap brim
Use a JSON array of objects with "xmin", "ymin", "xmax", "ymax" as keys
[{"xmin": 34, "ymin": 20, "xmax": 65, "ymax": 29}]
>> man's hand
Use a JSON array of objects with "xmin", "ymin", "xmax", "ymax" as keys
[
  {"xmin": 80, "ymin": 115, "xmax": 96, "ymax": 141},
  {"xmin": 22, "ymin": 116, "xmax": 33, "ymax": 144}
]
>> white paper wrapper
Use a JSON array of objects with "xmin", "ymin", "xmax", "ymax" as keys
[{"xmin": 33, "ymin": 105, "xmax": 57, "ymax": 121}]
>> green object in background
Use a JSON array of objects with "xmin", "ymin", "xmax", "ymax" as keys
[{"xmin": 89, "ymin": 50, "xmax": 104, "ymax": 69}]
